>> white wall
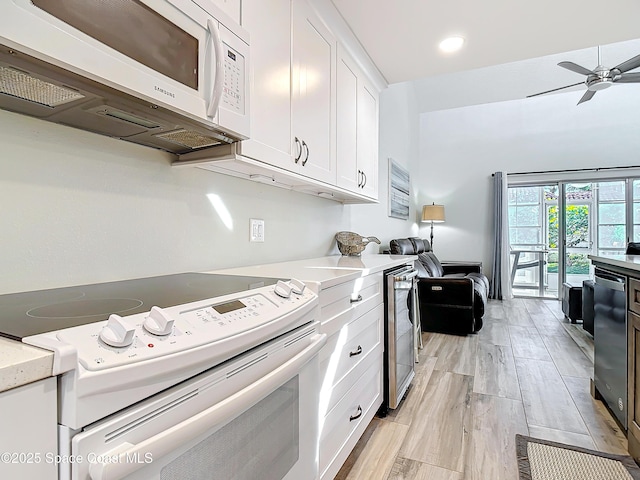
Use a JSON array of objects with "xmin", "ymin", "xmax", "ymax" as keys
[
  {"xmin": 348, "ymin": 81, "xmax": 421, "ymax": 251},
  {"xmin": 418, "ymin": 86, "xmax": 640, "ymax": 273},
  {"xmin": 0, "ymin": 110, "xmax": 349, "ymax": 294},
  {"xmin": 0, "ymin": 79, "xmax": 421, "ymax": 294}
]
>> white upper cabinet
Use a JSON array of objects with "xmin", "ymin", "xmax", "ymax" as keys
[
  {"xmin": 237, "ymin": 0, "xmax": 336, "ymax": 184},
  {"xmin": 291, "ymin": 0, "xmax": 336, "ymax": 184},
  {"xmin": 336, "ymin": 46, "xmax": 379, "ymax": 199},
  {"xmin": 357, "ymin": 75, "xmax": 379, "ymax": 199},
  {"xmin": 237, "ymin": 0, "xmax": 293, "ymax": 168},
  {"xmin": 210, "ymin": 0, "xmax": 241, "ymax": 24},
  {"xmin": 336, "ymin": 49, "xmax": 359, "ymax": 192},
  {"xmin": 176, "ymin": 0, "xmax": 381, "ymax": 203}
]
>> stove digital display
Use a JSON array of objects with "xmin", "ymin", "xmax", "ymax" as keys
[{"xmin": 213, "ymin": 299, "xmax": 246, "ymax": 315}]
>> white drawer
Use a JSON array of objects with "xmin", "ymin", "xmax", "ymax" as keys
[
  {"xmin": 319, "ymin": 303, "xmax": 383, "ymax": 413},
  {"xmin": 319, "ymin": 359, "xmax": 382, "ymax": 478},
  {"xmin": 320, "ymin": 273, "xmax": 382, "ymax": 337}
]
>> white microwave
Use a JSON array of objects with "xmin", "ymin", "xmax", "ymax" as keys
[{"xmin": 0, "ymin": 0, "xmax": 250, "ymax": 154}]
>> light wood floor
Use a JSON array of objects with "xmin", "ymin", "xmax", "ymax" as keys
[{"xmin": 335, "ymin": 297, "xmax": 629, "ymax": 480}]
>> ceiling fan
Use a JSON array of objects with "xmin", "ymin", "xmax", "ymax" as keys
[{"xmin": 528, "ymin": 46, "xmax": 640, "ymax": 105}]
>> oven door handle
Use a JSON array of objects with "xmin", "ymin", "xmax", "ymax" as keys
[{"xmin": 88, "ymin": 333, "xmax": 326, "ymax": 480}]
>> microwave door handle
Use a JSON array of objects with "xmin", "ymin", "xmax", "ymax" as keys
[
  {"xmin": 88, "ymin": 333, "xmax": 327, "ymax": 480},
  {"xmin": 206, "ymin": 18, "xmax": 225, "ymax": 119}
]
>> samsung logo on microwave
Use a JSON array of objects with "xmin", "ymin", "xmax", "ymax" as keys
[{"xmin": 154, "ymin": 86, "xmax": 175, "ymax": 98}]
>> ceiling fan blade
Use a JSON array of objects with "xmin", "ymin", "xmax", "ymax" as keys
[
  {"xmin": 577, "ymin": 89, "xmax": 596, "ymax": 105},
  {"xmin": 558, "ymin": 61, "xmax": 595, "ymax": 76},
  {"xmin": 612, "ymin": 54, "xmax": 640, "ymax": 74},
  {"xmin": 526, "ymin": 82, "xmax": 584, "ymax": 98},
  {"xmin": 615, "ymin": 72, "xmax": 640, "ymax": 84}
]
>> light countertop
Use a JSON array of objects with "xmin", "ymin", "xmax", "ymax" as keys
[
  {"xmin": 210, "ymin": 254, "xmax": 417, "ymax": 289},
  {"xmin": 588, "ymin": 254, "xmax": 640, "ymax": 274},
  {"xmin": 0, "ymin": 254, "xmax": 415, "ymax": 392},
  {"xmin": 0, "ymin": 338, "xmax": 53, "ymax": 393}
]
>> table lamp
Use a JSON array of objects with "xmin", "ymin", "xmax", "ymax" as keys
[{"xmin": 421, "ymin": 203, "xmax": 445, "ymax": 248}]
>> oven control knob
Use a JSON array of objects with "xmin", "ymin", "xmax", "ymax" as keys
[
  {"xmin": 99, "ymin": 314, "xmax": 135, "ymax": 348},
  {"xmin": 274, "ymin": 280, "xmax": 292, "ymax": 298},
  {"xmin": 143, "ymin": 306, "xmax": 175, "ymax": 336},
  {"xmin": 289, "ymin": 278, "xmax": 306, "ymax": 295}
]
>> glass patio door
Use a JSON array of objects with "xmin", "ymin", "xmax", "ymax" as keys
[
  {"xmin": 596, "ymin": 180, "xmax": 627, "ymax": 257},
  {"xmin": 508, "ymin": 184, "xmax": 558, "ymax": 298},
  {"xmin": 509, "ymin": 177, "xmax": 638, "ymax": 298},
  {"xmin": 561, "ymin": 183, "xmax": 594, "ymax": 287}
]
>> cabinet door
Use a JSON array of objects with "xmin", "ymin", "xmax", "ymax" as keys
[
  {"xmin": 336, "ymin": 47, "xmax": 359, "ymax": 192},
  {"xmin": 238, "ymin": 0, "xmax": 293, "ymax": 170},
  {"xmin": 335, "ymin": 46, "xmax": 379, "ymax": 199},
  {"xmin": 211, "ymin": 0, "xmax": 241, "ymax": 24},
  {"xmin": 357, "ymin": 77, "xmax": 379, "ymax": 199},
  {"xmin": 629, "ymin": 310, "xmax": 640, "ymax": 462},
  {"xmin": 0, "ymin": 378, "xmax": 57, "ymax": 479},
  {"xmin": 292, "ymin": 0, "xmax": 336, "ymax": 183}
]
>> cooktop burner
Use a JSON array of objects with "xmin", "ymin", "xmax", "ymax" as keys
[{"xmin": 0, "ymin": 273, "xmax": 280, "ymax": 340}]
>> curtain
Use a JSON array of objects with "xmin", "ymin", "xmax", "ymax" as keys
[{"xmin": 489, "ymin": 171, "xmax": 512, "ymax": 299}]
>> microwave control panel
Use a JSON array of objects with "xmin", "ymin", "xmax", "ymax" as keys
[{"xmin": 222, "ymin": 43, "xmax": 245, "ymax": 114}]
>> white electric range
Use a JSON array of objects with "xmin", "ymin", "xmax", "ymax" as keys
[{"xmin": 0, "ymin": 272, "xmax": 325, "ymax": 480}]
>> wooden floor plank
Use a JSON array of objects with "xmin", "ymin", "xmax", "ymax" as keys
[
  {"xmin": 509, "ymin": 325, "xmax": 552, "ymax": 361},
  {"xmin": 388, "ymin": 457, "xmax": 463, "ymax": 480},
  {"xmin": 527, "ymin": 425, "xmax": 597, "ymax": 450},
  {"xmin": 473, "ymin": 342, "xmax": 521, "ymax": 400},
  {"xmin": 423, "ymin": 333, "xmax": 477, "ymax": 376},
  {"xmin": 504, "ymin": 306, "xmax": 532, "ymax": 326},
  {"xmin": 484, "ymin": 302, "xmax": 507, "ymax": 320},
  {"xmin": 515, "ymin": 357, "xmax": 589, "ymax": 435},
  {"xmin": 562, "ymin": 375, "xmax": 628, "ymax": 455},
  {"xmin": 530, "ymin": 312, "xmax": 573, "ymax": 337},
  {"xmin": 477, "ymin": 322, "xmax": 511, "ymax": 346},
  {"xmin": 343, "ymin": 419, "xmax": 408, "ymax": 480},
  {"xmin": 541, "ymin": 334, "xmax": 593, "ymax": 378},
  {"xmin": 399, "ymin": 370, "xmax": 473, "ymax": 472},
  {"xmin": 465, "ymin": 393, "xmax": 529, "ymax": 480},
  {"xmin": 562, "ymin": 323, "xmax": 595, "ymax": 363},
  {"xmin": 387, "ymin": 356, "xmax": 437, "ymax": 426}
]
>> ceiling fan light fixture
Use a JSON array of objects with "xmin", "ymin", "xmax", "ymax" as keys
[
  {"xmin": 586, "ymin": 77, "xmax": 613, "ymax": 91},
  {"xmin": 439, "ymin": 36, "xmax": 465, "ymax": 53}
]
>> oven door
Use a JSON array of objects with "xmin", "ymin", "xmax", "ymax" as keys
[
  {"xmin": 1, "ymin": 0, "xmax": 248, "ymax": 134},
  {"xmin": 66, "ymin": 324, "xmax": 325, "ymax": 480}
]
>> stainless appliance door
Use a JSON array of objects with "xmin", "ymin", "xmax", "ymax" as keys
[
  {"xmin": 67, "ymin": 324, "xmax": 326, "ymax": 480},
  {"xmin": 386, "ymin": 267, "xmax": 417, "ymax": 409},
  {"xmin": 594, "ymin": 268, "xmax": 627, "ymax": 429}
]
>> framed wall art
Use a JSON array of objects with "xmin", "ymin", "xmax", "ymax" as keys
[{"xmin": 388, "ymin": 158, "xmax": 410, "ymax": 220}]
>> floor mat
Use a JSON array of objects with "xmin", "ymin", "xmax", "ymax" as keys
[{"xmin": 516, "ymin": 434, "xmax": 640, "ymax": 480}]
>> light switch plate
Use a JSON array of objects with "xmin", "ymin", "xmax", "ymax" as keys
[{"xmin": 250, "ymin": 218, "xmax": 265, "ymax": 242}]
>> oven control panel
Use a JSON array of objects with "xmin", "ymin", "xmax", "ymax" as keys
[{"xmin": 51, "ymin": 279, "xmax": 316, "ymax": 371}]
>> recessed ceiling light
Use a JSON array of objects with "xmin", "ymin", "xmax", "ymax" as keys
[{"xmin": 439, "ymin": 36, "xmax": 465, "ymax": 53}]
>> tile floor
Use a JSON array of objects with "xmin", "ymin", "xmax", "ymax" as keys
[{"xmin": 334, "ymin": 298, "xmax": 628, "ymax": 480}]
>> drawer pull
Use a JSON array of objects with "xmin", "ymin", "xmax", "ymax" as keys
[
  {"xmin": 350, "ymin": 294, "xmax": 363, "ymax": 304},
  {"xmin": 349, "ymin": 345, "xmax": 363, "ymax": 357},
  {"xmin": 350, "ymin": 405, "xmax": 363, "ymax": 422}
]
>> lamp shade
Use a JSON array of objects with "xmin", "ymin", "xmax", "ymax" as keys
[{"xmin": 421, "ymin": 204, "xmax": 445, "ymax": 223}]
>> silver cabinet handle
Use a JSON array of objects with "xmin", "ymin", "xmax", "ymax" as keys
[
  {"xmin": 301, "ymin": 140, "xmax": 309, "ymax": 166},
  {"xmin": 349, "ymin": 345, "xmax": 363, "ymax": 357},
  {"xmin": 350, "ymin": 405, "xmax": 363, "ymax": 421},
  {"xmin": 294, "ymin": 137, "xmax": 302, "ymax": 163},
  {"xmin": 350, "ymin": 294, "xmax": 363, "ymax": 304},
  {"xmin": 357, "ymin": 170, "xmax": 362, "ymax": 187},
  {"xmin": 361, "ymin": 171, "xmax": 367, "ymax": 188}
]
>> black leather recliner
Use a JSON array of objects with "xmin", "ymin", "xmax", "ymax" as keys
[{"xmin": 389, "ymin": 237, "xmax": 489, "ymax": 334}]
